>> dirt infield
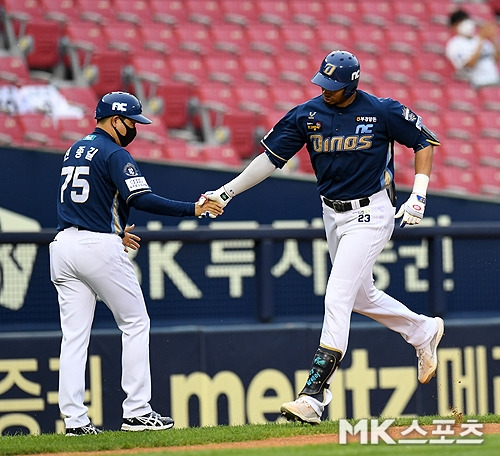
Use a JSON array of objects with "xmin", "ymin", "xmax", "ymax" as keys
[{"xmin": 21, "ymin": 423, "xmax": 500, "ymax": 456}]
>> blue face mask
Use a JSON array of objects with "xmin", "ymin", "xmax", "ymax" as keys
[{"xmin": 113, "ymin": 117, "xmax": 137, "ymax": 147}]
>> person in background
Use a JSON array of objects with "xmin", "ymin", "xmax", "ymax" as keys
[{"xmin": 445, "ymin": 9, "xmax": 500, "ymax": 88}]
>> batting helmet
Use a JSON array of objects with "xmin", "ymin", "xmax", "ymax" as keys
[
  {"xmin": 311, "ymin": 50, "xmax": 360, "ymax": 98},
  {"xmin": 94, "ymin": 91, "xmax": 152, "ymax": 124}
]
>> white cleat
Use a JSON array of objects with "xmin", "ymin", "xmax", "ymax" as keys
[
  {"xmin": 417, "ymin": 317, "xmax": 445, "ymax": 384},
  {"xmin": 280, "ymin": 397, "xmax": 321, "ymax": 424}
]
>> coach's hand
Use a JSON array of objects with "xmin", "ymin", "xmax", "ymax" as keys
[
  {"xmin": 196, "ymin": 195, "xmax": 224, "ymax": 219},
  {"xmin": 395, "ymin": 193, "xmax": 426, "ymax": 227},
  {"xmin": 122, "ymin": 224, "xmax": 141, "ymax": 252}
]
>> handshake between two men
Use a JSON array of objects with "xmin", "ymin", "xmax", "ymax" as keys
[{"xmin": 196, "ymin": 186, "xmax": 231, "ymax": 219}]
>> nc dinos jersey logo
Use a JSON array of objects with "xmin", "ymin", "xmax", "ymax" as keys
[{"xmin": 0, "ymin": 208, "xmax": 40, "ymax": 311}]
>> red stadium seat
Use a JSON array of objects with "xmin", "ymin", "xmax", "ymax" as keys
[
  {"xmin": 477, "ymin": 138, "xmax": 500, "ymax": 168},
  {"xmin": 202, "ymin": 145, "xmax": 242, "ymax": 168},
  {"xmin": 409, "ymin": 84, "xmax": 447, "ymax": 113},
  {"xmin": 427, "ymin": 0, "xmax": 457, "ymax": 25},
  {"xmin": 103, "ymin": 21, "xmax": 144, "ymax": 56},
  {"xmin": 167, "ymin": 55, "xmax": 206, "ymax": 85},
  {"xmin": 0, "ymin": 54, "xmax": 32, "ymax": 86},
  {"xmin": 350, "ymin": 24, "xmax": 388, "ymax": 55},
  {"xmin": 112, "ymin": 0, "xmax": 152, "ymax": 26},
  {"xmin": 211, "ymin": 23, "xmax": 249, "ymax": 56},
  {"xmin": 420, "ymin": 23, "xmax": 450, "ymax": 54},
  {"xmin": 19, "ymin": 113, "xmax": 67, "ymax": 150},
  {"xmin": 439, "ymin": 139, "xmax": 478, "ymax": 169},
  {"xmin": 380, "ymin": 54, "xmax": 415, "ymax": 84},
  {"xmin": 240, "ymin": 54, "xmax": 277, "ymax": 85},
  {"xmin": 140, "ymin": 23, "xmax": 180, "ymax": 56},
  {"xmin": 444, "ymin": 82, "xmax": 481, "ymax": 112},
  {"xmin": 58, "ymin": 116, "xmax": 94, "ymax": 144},
  {"xmin": 358, "ymin": 0, "xmax": 393, "ymax": 26},
  {"xmin": 478, "ymin": 86, "xmax": 500, "ymax": 112},
  {"xmin": 57, "ymin": 85, "xmax": 98, "ymax": 115},
  {"xmin": 254, "ymin": 0, "xmax": 294, "ymax": 26},
  {"xmin": 130, "ymin": 137, "xmax": 169, "ymax": 162},
  {"xmin": 393, "ymin": 2, "xmax": 429, "ymax": 27},
  {"xmin": 476, "ymin": 111, "xmax": 500, "ymax": 139},
  {"xmin": 150, "ymin": 0, "xmax": 188, "ymax": 25},
  {"xmin": 246, "ymin": 23, "xmax": 284, "ymax": 56},
  {"xmin": 164, "ymin": 139, "xmax": 206, "ymax": 164},
  {"xmin": 205, "ymin": 53, "xmax": 243, "ymax": 84},
  {"xmin": 174, "ymin": 23, "xmax": 213, "ymax": 55},
  {"xmin": 88, "ymin": 50, "xmax": 130, "ymax": 98},
  {"xmin": 43, "ymin": 0, "xmax": 82, "ymax": 27},
  {"xmin": 414, "ymin": 50, "xmax": 455, "ymax": 83},
  {"xmin": 126, "ymin": 55, "xmax": 170, "ymax": 99},
  {"xmin": 154, "ymin": 81, "xmax": 191, "ymax": 129},
  {"xmin": 233, "ymin": 81, "xmax": 274, "ymax": 114},
  {"xmin": 280, "ymin": 24, "xmax": 318, "ymax": 55},
  {"xmin": 276, "ymin": 54, "xmax": 315, "ymax": 85},
  {"xmin": 222, "ymin": 110, "xmax": 260, "ymax": 159},
  {"xmin": 289, "ymin": 0, "xmax": 327, "ymax": 26},
  {"xmin": 269, "ymin": 82, "xmax": 307, "ymax": 112},
  {"xmin": 325, "ymin": 1, "xmax": 358, "ymax": 26},
  {"xmin": 185, "ymin": 0, "xmax": 221, "ymax": 26},
  {"xmin": 219, "ymin": 0, "xmax": 257, "ymax": 26},
  {"xmin": 436, "ymin": 167, "xmax": 479, "ymax": 195},
  {"xmin": 316, "ymin": 26, "xmax": 351, "ymax": 54},
  {"xmin": 385, "ymin": 24, "xmax": 420, "ymax": 55},
  {"xmin": 0, "ymin": 113, "xmax": 26, "ymax": 146},
  {"xmin": 194, "ymin": 81, "xmax": 239, "ymax": 112},
  {"xmin": 477, "ymin": 166, "xmax": 500, "ymax": 197},
  {"xmin": 442, "ymin": 111, "xmax": 477, "ymax": 140},
  {"xmin": 371, "ymin": 81, "xmax": 413, "ymax": 105},
  {"xmin": 77, "ymin": 0, "xmax": 117, "ymax": 25}
]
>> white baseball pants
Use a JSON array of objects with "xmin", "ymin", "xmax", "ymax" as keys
[
  {"xmin": 50, "ymin": 227, "xmax": 152, "ymax": 428},
  {"xmin": 320, "ymin": 189, "xmax": 437, "ymax": 357}
]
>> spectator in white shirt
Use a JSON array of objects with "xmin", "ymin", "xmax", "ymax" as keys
[{"xmin": 445, "ymin": 9, "xmax": 500, "ymax": 88}]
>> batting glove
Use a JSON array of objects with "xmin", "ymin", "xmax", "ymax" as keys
[
  {"xmin": 395, "ymin": 193, "xmax": 426, "ymax": 227},
  {"xmin": 204, "ymin": 185, "xmax": 233, "ymax": 207},
  {"xmin": 197, "ymin": 186, "xmax": 232, "ymax": 219}
]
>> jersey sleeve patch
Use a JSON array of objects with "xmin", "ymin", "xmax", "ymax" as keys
[
  {"xmin": 123, "ymin": 162, "xmax": 139, "ymax": 176},
  {"xmin": 125, "ymin": 176, "xmax": 149, "ymax": 192}
]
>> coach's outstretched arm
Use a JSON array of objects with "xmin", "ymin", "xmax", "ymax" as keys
[
  {"xmin": 395, "ymin": 144, "xmax": 434, "ymax": 228},
  {"xmin": 203, "ymin": 152, "xmax": 277, "ymax": 208}
]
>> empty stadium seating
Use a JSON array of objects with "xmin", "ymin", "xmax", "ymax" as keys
[{"xmin": 0, "ymin": 0, "xmax": 499, "ymax": 194}]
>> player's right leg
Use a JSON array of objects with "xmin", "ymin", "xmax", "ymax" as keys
[
  {"xmin": 353, "ymin": 283, "xmax": 445, "ymax": 383},
  {"xmin": 83, "ymin": 233, "xmax": 174, "ymax": 431},
  {"xmin": 50, "ymin": 230, "xmax": 99, "ymax": 433}
]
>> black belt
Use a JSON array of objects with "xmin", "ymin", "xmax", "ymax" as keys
[{"xmin": 322, "ymin": 197, "xmax": 370, "ymax": 213}]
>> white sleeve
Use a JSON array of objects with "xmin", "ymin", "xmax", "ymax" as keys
[{"xmin": 224, "ymin": 153, "xmax": 277, "ymax": 197}]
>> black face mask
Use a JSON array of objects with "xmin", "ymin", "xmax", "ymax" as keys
[{"xmin": 112, "ymin": 117, "xmax": 137, "ymax": 147}]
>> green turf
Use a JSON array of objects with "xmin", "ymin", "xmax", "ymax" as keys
[{"xmin": 1, "ymin": 415, "xmax": 499, "ymax": 456}]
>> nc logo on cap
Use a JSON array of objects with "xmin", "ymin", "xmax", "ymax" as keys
[{"xmin": 112, "ymin": 102, "xmax": 127, "ymax": 112}]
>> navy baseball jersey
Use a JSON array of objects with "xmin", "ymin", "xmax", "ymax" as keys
[
  {"xmin": 261, "ymin": 90, "xmax": 433, "ymax": 201},
  {"xmin": 56, "ymin": 128, "xmax": 151, "ymax": 233}
]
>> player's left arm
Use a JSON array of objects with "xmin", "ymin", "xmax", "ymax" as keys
[{"xmin": 395, "ymin": 143, "xmax": 435, "ymax": 227}]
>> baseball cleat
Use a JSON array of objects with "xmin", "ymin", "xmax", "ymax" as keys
[
  {"xmin": 280, "ymin": 397, "xmax": 321, "ymax": 425},
  {"xmin": 121, "ymin": 411, "xmax": 174, "ymax": 431},
  {"xmin": 417, "ymin": 317, "xmax": 445, "ymax": 384},
  {"xmin": 65, "ymin": 422, "xmax": 102, "ymax": 436}
]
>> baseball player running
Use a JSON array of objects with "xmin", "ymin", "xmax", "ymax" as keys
[
  {"xmin": 50, "ymin": 91, "xmax": 223, "ymax": 435},
  {"xmin": 203, "ymin": 51, "xmax": 444, "ymax": 424}
]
